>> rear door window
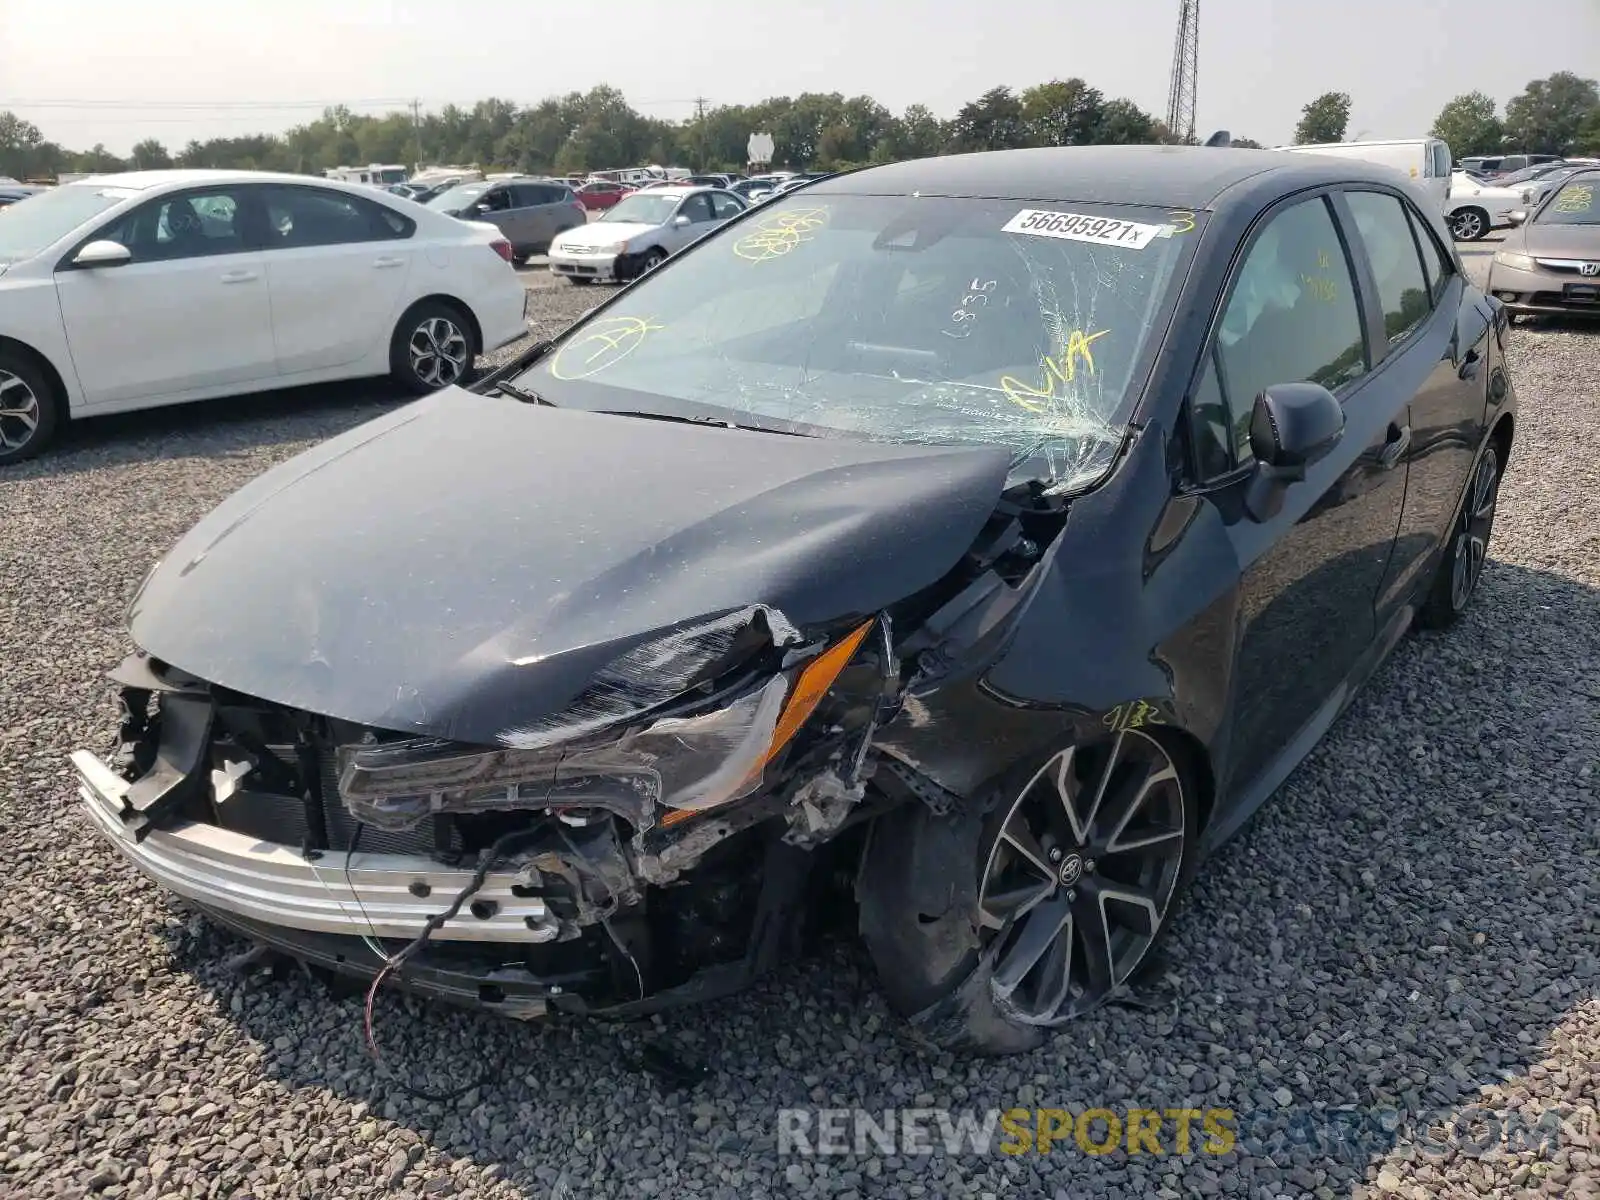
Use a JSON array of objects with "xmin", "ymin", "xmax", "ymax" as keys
[
  {"xmin": 1405, "ymin": 204, "xmax": 1453, "ymax": 304},
  {"xmin": 1344, "ymin": 191, "xmax": 1432, "ymax": 349}
]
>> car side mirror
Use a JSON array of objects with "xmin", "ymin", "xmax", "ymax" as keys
[
  {"xmin": 72, "ymin": 240, "xmax": 132, "ymax": 268},
  {"xmin": 672, "ymin": 214, "xmax": 691, "ymax": 227},
  {"xmin": 1243, "ymin": 382, "xmax": 1345, "ymax": 522},
  {"xmin": 1507, "ymin": 209, "xmax": 1528, "ymax": 225}
]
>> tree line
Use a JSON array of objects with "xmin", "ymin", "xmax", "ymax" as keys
[
  {"xmin": 0, "ymin": 82, "xmax": 1238, "ymax": 182},
  {"xmin": 1, "ymin": 71, "xmax": 1595, "ymax": 183}
]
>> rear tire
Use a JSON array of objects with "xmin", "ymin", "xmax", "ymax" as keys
[
  {"xmin": 1418, "ymin": 443, "xmax": 1502, "ymax": 629},
  {"xmin": 389, "ymin": 300, "xmax": 475, "ymax": 395},
  {"xmin": 0, "ymin": 350, "xmax": 62, "ymax": 466},
  {"xmin": 1450, "ymin": 207, "xmax": 1489, "ymax": 241},
  {"xmin": 858, "ymin": 729, "xmax": 1199, "ymax": 1055}
]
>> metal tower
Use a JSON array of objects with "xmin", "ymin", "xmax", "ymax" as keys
[{"xmin": 1165, "ymin": 0, "xmax": 1199, "ymax": 144}]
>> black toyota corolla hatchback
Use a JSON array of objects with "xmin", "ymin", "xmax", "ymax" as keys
[{"xmin": 75, "ymin": 145, "xmax": 1515, "ymax": 1054}]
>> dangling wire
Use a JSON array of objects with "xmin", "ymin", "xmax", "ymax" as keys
[{"xmin": 360, "ymin": 827, "xmax": 541, "ymax": 1102}]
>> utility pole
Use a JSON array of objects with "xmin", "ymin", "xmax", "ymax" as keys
[
  {"xmin": 693, "ymin": 96, "xmax": 710, "ymax": 170},
  {"xmin": 1165, "ymin": 0, "xmax": 1200, "ymax": 145},
  {"xmin": 411, "ymin": 99, "xmax": 424, "ymax": 171}
]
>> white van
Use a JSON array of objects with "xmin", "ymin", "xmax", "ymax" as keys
[{"xmin": 1279, "ymin": 138, "xmax": 1453, "ymax": 212}]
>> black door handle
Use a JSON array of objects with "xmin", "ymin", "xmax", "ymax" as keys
[{"xmin": 1378, "ymin": 423, "xmax": 1411, "ymax": 469}]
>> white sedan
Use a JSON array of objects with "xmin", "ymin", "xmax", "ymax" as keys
[
  {"xmin": 1445, "ymin": 171, "xmax": 1527, "ymax": 241},
  {"xmin": 547, "ymin": 185, "xmax": 748, "ymax": 284},
  {"xmin": 0, "ymin": 169, "xmax": 530, "ymax": 463}
]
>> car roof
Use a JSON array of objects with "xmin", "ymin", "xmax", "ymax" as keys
[
  {"xmin": 806, "ymin": 145, "xmax": 1425, "ymax": 210},
  {"xmin": 632, "ymin": 185, "xmax": 717, "ymax": 197},
  {"xmin": 63, "ymin": 168, "xmax": 411, "ymax": 196}
]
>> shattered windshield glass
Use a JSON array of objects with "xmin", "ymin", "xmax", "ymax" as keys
[{"xmin": 512, "ymin": 191, "xmax": 1203, "ymax": 492}]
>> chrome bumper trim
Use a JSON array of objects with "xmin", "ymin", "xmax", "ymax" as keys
[{"xmin": 72, "ymin": 750, "xmax": 550, "ymax": 943}]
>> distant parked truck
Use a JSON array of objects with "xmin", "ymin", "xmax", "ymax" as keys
[
  {"xmin": 324, "ymin": 163, "xmax": 409, "ymax": 187},
  {"xmin": 1278, "ymin": 138, "xmax": 1453, "ymax": 212}
]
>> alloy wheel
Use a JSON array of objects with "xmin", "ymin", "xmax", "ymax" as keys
[
  {"xmin": 408, "ymin": 317, "xmax": 469, "ymax": 388},
  {"xmin": 0, "ymin": 368, "xmax": 41, "ymax": 453},
  {"xmin": 1452, "ymin": 210, "xmax": 1485, "ymax": 240},
  {"xmin": 977, "ymin": 730, "xmax": 1187, "ymax": 1024},
  {"xmin": 1450, "ymin": 448, "xmax": 1500, "ymax": 610}
]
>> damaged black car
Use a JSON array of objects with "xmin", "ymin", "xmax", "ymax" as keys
[{"xmin": 74, "ymin": 145, "xmax": 1516, "ymax": 1054}]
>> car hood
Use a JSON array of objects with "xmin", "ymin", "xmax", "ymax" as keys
[
  {"xmin": 1516, "ymin": 224, "xmax": 1600, "ymax": 258},
  {"xmin": 556, "ymin": 222, "xmax": 658, "ymax": 249},
  {"xmin": 129, "ymin": 390, "xmax": 1012, "ymax": 745}
]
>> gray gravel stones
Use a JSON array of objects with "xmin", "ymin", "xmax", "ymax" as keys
[{"xmin": 0, "ymin": 298, "xmax": 1595, "ymax": 1199}]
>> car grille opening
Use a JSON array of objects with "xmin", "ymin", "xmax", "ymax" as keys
[{"xmin": 205, "ymin": 741, "xmax": 462, "ymax": 858}]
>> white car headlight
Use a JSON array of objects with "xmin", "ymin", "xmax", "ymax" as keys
[
  {"xmin": 1493, "ymin": 251, "xmax": 1536, "ymax": 271},
  {"xmin": 600, "ymin": 241, "xmax": 629, "ymax": 256}
]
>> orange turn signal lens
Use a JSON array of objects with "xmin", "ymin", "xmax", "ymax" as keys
[
  {"xmin": 658, "ymin": 619, "xmax": 876, "ymax": 831},
  {"xmin": 758, "ymin": 618, "xmax": 875, "ymax": 772}
]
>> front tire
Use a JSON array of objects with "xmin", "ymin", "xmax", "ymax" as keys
[
  {"xmin": 634, "ymin": 248, "xmax": 667, "ymax": 279},
  {"xmin": 390, "ymin": 300, "xmax": 475, "ymax": 395},
  {"xmin": 0, "ymin": 351, "xmax": 62, "ymax": 466},
  {"xmin": 858, "ymin": 729, "xmax": 1198, "ymax": 1055},
  {"xmin": 1418, "ymin": 443, "xmax": 1502, "ymax": 629}
]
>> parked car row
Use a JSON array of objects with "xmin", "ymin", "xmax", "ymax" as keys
[{"xmin": 0, "ymin": 169, "xmax": 529, "ymax": 463}]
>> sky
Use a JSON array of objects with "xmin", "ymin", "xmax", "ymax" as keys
[{"xmin": 2, "ymin": 0, "xmax": 1597, "ymax": 156}]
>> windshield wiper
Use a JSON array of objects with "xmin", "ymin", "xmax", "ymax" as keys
[
  {"xmin": 491, "ymin": 381, "xmax": 553, "ymax": 406},
  {"xmin": 595, "ymin": 409, "xmax": 811, "ymax": 436}
]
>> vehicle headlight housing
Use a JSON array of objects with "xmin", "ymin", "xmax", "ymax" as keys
[
  {"xmin": 335, "ymin": 616, "xmax": 874, "ymax": 830},
  {"xmin": 1494, "ymin": 251, "xmax": 1536, "ymax": 271},
  {"xmin": 600, "ymin": 240, "xmax": 629, "ymax": 256}
]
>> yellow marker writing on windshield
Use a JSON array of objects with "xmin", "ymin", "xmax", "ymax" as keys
[
  {"xmin": 1555, "ymin": 185, "xmax": 1594, "ymax": 213},
  {"xmin": 549, "ymin": 315, "xmax": 665, "ymax": 381},
  {"xmin": 1000, "ymin": 330, "xmax": 1109, "ymax": 412}
]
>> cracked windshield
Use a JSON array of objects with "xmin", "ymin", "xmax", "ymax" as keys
[{"xmin": 514, "ymin": 193, "xmax": 1201, "ymax": 493}]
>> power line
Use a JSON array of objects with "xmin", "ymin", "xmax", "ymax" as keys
[{"xmin": 0, "ymin": 97, "xmax": 415, "ymax": 111}]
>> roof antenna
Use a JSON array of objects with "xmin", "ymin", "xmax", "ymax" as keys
[{"xmin": 1203, "ymin": 130, "xmax": 1231, "ymax": 148}]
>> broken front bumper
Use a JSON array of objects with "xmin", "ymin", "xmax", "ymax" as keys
[{"xmin": 72, "ymin": 749, "xmax": 552, "ymax": 944}]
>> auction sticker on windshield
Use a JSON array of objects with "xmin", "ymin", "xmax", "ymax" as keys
[{"xmin": 1002, "ymin": 209, "xmax": 1163, "ymax": 249}]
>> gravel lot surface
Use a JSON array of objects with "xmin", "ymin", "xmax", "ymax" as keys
[{"xmin": 1, "ymin": 282, "xmax": 1596, "ymax": 1199}]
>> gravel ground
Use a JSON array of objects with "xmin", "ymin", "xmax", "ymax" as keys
[{"xmin": 1, "ymin": 295, "xmax": 1596, "ymax": 1200}]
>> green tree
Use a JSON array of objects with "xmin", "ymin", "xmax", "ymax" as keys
[
  {"xmin": 70, "ymin": 143, "xmax": 127, "ymax": 173},
  {"xmin": 1430, "ymin": 92, "xmax": 1504, "ymax": 159},
  {"xmin": 0, "ymin": 111, "xmax": 44, "ymax": 178},
  {"xmin": 895, "ymin": 104, "xmax": 947, "ymax": 159},
  {"xmin": 1577, "ymin": 106, "xmax": 1600, "ymax": 156},
  {"xmin": 1020, "ymin": 79, "xmax": 1105, "ymax": 146},
  {"xmin": 129, "ymin": 138, "xmax": 172, "ymax": 169},
  {"xmin": 1293, "ymin": 92, "xmax": 1352, "ymax": 144},
  {"xmin": 1503, "ymin": 72, "xmax": 1600, "ymax": 154},
  {"xmin": 1093, "ymin": 98, "xmax": 1160, "ymax": 145},
  {"xmin": 948, "ymin": 87, "xmax": 1026, "ymax": 152},
  {"xmin": 1230, "ymin": 137, "xmax": 1264, "ymax": 149}
]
